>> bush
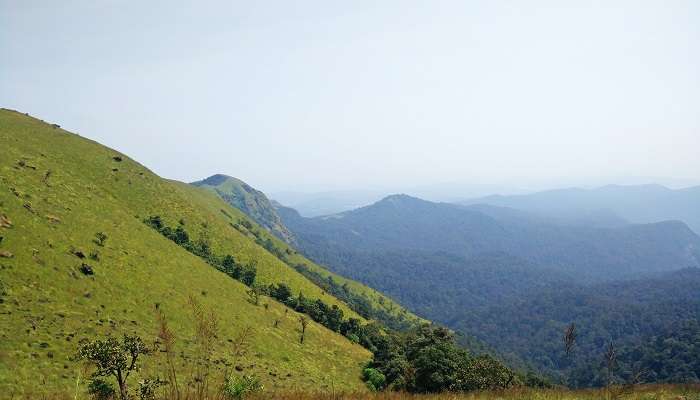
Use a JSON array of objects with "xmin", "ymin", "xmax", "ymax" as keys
[
  {"xmin": 87, "ymin": 378, "xmax": 115, "ymax": 400},
  {"xmin": 137, "ymin": 378, "xmax": 164, "ymax": 400},
  {"xmin": 221, "ymin": 375, "xmax": 264, "ymax": 399},
  {"xmin": 363, "ymin": 368, "xmax": 386, "ymax": 391},
  {"xmin": 94, "ymin": 232, "xmax": 108, "ymax": 247}
]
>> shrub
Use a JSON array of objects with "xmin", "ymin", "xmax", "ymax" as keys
[
  {"xmin": 363, "ymin": 368, "xmax": 386, "ymax": 391},
  {"xmin": 94, "ymin": 232, "xmax": 108, "ymax": 247},
  {"xmin": 221, "ymin": 374, "xmax": 264, "ymax": 399},
  {"xmin": 137, "ymin": 378, "xmax": 164, "ymax": 400},
  {"xmin": 87, "ymin": 378, "xmax": 115, "ymax": 400},
  {"xmin": 80, "ymin": 263, "xmax": 95, "ymax": 275}
]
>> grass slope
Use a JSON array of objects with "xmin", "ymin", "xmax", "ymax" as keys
[
  {"xmin": 192, "ymin": 174, "xmax": 296, "ymax": 245},
  {"xmin": 0, "ymin": 109, "xmax": 371, "ymax": 395}
]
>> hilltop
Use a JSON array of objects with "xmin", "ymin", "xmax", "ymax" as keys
[
  {"xmin": 0, "ymin": 109, "xmax": 379, "ymax": 394},
  {"xmin": 192, "ymin": 174, "xmax": 297, "ymax": 245}
]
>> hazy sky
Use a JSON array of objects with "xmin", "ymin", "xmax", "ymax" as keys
[{"xmin": 2, "ymin": 1, "xmax": 699, "ymax": 193}]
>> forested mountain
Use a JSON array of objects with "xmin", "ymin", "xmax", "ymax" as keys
[
  {"xmin": 278, "ymin": 194, "xmax": 700, "ymax": 282},
  {"xmin": 461, "ymin": 184, "xmax": 700, "ymax": 234},
  {"xmin": 277, "ymin": 194, "xmax": 700, "ymax": 386}
]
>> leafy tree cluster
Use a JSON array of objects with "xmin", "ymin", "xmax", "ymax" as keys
[
  {"xmin": 145, "ymin": 216, "xmax": 257, "ymax": 287},
  {"xmin": 365, "ymin": 324, "xmax": 518, "ymax": 393},
  {"xmin": 265, "ymin": 281, "xmax": 381, "ymax": 348},
  {"xmin": 292, "ymin": 263, "xmax": 416, "ymax": 331}
]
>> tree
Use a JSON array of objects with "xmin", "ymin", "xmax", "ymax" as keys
[
  {"xmin": 298, "ymin": 316, "xmax": 309, "ymax": 344},
  {"xmin": 240, "ymin": 262, "xmax": 257, "ymax": 286},
  {"xmin": 605, "ymin": 341, "xmax": 617, "ymax": 388},
  {"xmin": 269, "ymin": 283, "xmax": 292, "ymax": 304},
  {"xmin": 564, "ymin": 323, "xmax": 577, "ymax": 356},
  {"xmin": 173, "ymin": 226, "xmax": 189, "ymax": 245},
  {"xmin": 78, "ymin": 334, "xmax": 151, "ymax": 400},
  {"xmin": 454, "ymin": 354, "xmax": 517, "ymax": 391},
  {"xmin": 246, "ymin": 286, "xmax": 262, "ymax": 306},
  {"xmin": 363, "ymin": 368, "xmax": 386, "ymax": 391}
]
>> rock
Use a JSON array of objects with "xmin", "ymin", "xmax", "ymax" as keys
[
  {"xmin": 0, "ymin": 214, "xmax": 11, "ymax": 228},
  {"xmin": 79, "ymin": 263, "xmax": 94, "ymax": 275},
  {"xmin": 0, "ymin": 250, "xmax": 13, "ymax": 258},
  {"xmin": 71, "ymin": 249, "xmax": 86, "ymax": 259}
]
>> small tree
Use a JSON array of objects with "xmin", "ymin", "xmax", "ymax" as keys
[
  {"xmin": 605, "ymin": 341, "xmax": 617, "ymax": 388},
  {"xmin": 78, "ymin": 334, "xmax": 151, "ymax": 400},
  {"xmin": 563, "ymin": 322, "xmax": 576, "ymax": 356},
  {"xmin": 240, "ymin": 262, "xmax": 257, "ymax": 286},
  {"xmin": 298, "ymin": 316, "xmax": 308, "ymax": 344},
  {"xmin": 246, "ymin": 286, "xmax": 262, "ymax": 306},
  {"xmin": 363, "ymin": 368, "xmax": 386, "ymax": 391}
]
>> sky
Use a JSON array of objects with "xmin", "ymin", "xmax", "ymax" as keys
[{"xmin": 2, "ymin": 1, "xmax": 699, "ymax": 194}]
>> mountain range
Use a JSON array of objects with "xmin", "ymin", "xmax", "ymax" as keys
[
  {"xmin": 273, "ymin": 193, "xmax": 700, "ymax": 385},
  {"xmin": 461, "ymin": 184, "xmax": 700, "ymax": 234}
]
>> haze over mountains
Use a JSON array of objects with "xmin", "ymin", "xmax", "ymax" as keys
[
  {"xmin": 277, "ymin": 194, "xmax": 700, "ymax": 282},
  {"xmin": 461, "ymin": 184, "xmax": 700, "ymax": 234}
]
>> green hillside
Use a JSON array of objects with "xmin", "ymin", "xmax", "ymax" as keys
[
  {"xmin": 0, "ymin": 109, "xmax": 373, "ymax": 395},
  {"xmin": 192, "ymin": 174, "xmax": 297, "ymax": 245}
]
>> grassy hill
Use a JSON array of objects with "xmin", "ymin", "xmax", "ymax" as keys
[
  {"xmin": 0, "ymin": 109, "xmax": 377, "ymax": 395},
  {"xmin": 192, "ymin": 174, "xmax": 297, "ymax": 245}
]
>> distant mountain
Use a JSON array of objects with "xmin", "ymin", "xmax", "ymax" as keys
[
  {"xmin": 193, "ymin": 174, "xmax": 296, "ymax": 244},
  {"xmin": 280, "ymin": 194, "xmax": 700, "ymax": 282},
  {"xmin": 271, "ymin": 189, "xmax": 387, "ymax": 217},
  {"xmin": 278, "ymin": 194, "xmax": 700, "ymax": 385},
  {"xmin": 460, "ymin": 184, "xmax": 700, "ymax": 234}
]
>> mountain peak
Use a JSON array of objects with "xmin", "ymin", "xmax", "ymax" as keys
[
  {"xmin": 191, "ymin": 174, "xmax": 239, "ymax": 187},
  {"xmin": 191, "ymin": 174, "xmax": 296, "ymax": 244},
  {"xmin": 378, "ymin": 193, "xmax": 423, "ymax": 204}
]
